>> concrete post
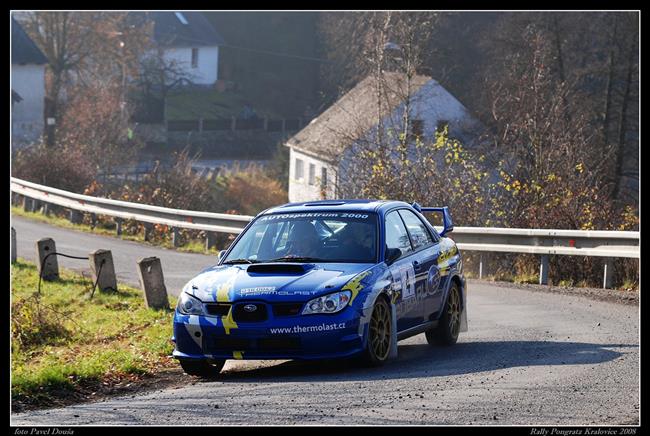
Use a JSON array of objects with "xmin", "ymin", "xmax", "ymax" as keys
[
  {"xmin": 539, "ymin": 254, "xmax": 549, "ymax": 285},
  {"xmin": 69, "ymin": 210, "xmax": 83, "ymax": 224},
  {"xmin": 89, "ymin": 249, "xmax": 117, "ymax": 292},
  {"xmin": 172, "ymin": 227, "xmax": 181, "ymax": 247},
  {"xmin": 36, "ymin": 237, "xmax": 59, "ymax": 281},
  {"xmin": 11, "ymin": 227, "xmax": 17, "ymax": 263},
  {"xmin": 137, "ymin": 257, "xmax": 169, "ymax": 310},
  {"xmin": 115, "ymin": 218, "xmax": 123, "ymax": 236},
  {"xmin": 206, "ymin": 232, "xmax": 217, "ymax": 251},
  {"xmin": 603, "ymin": 258, "xmax": 614, "ymax": 289}
]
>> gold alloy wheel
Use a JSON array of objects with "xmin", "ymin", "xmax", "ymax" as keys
[
  {"xmin": 369, "ymin": 300, "xmax": 391, "ymax": 361},
  {"xmin": 447, "ymin": 286, "xmax": 461, "ymax": 338}
]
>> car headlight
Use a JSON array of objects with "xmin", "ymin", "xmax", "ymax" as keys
[
  {"xmin": 302, "ymin": 291, "xmax": 351, "ymax": 315},
  {"xmin": 177, "ymin": 292, "xmax": 204, "ymax": 315}
]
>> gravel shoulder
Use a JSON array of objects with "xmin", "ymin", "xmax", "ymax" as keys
[{"xmin": 468, "ymin": 278, "xmax": 639, "ymax": 306}]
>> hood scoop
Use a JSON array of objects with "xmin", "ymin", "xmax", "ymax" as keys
[{"xmin": 246, "ymin": 263, "xmax": 313, "ymax": 275}]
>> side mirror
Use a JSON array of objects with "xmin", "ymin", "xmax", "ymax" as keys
[
  {"xmin": 385, "ymin": 248, "xmax": 402, "ymax": 265},
  {"xmin": 217, "ymin": 250, "xmax": 227, "ymax": 263}
]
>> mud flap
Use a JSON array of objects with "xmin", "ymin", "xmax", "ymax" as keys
[
  {"xmin": 460, "ymin": 307, "xmax": 468, "ymax": 332},
  {"xmin": 459, "ymin": 284, "xmax": 468, "ymax": 332},
  {"xmin": 388, "ymin": 302, "xmax": 398, "ymax": 359}
]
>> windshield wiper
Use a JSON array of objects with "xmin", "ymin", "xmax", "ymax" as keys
[
  {"xmin": 267, "ymin": 256, "xmax": 325, "ymax": 263},
  {"xmin": 222, "ymin": 258, "xmax": 258, "ymax": 264}
]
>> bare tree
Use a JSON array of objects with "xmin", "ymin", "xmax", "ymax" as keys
[{"xmin": 18, "ymin": 12, "xmax": 152, "ymax": 147}]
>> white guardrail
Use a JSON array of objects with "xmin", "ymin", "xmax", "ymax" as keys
[{"xmin": 11, "ymin": 177, "xmax": 639, "ymax": 288}]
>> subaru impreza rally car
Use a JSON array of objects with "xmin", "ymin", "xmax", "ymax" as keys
[{"xmin": 172, "ymin": 200, "xmax": 467, "ymax": 376}]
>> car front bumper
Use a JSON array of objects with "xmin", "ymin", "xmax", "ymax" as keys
[{"xmin": 172, "ymin": 307, "xmax": 366, "ymax": 361}]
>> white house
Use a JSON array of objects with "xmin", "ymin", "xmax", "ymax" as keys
[
  {"xmin": 130, "ymin": 11, "xmax": 224, "ymax": 86},
  {"xmin": 11, "ymin": 18, "xmax": 47, "ymax": 147},
  {"xmin": 285, "ymin": 72, "xmax": 484, "ymax": 203}
]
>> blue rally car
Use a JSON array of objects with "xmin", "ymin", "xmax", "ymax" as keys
[{"xmin": 172, "ymin": 200, "xmax": 467, "ymax": 376}]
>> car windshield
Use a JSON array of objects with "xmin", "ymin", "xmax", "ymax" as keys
[{"xmin": 223, "ymin": 212, "xmax": 378, "ymax": 263}]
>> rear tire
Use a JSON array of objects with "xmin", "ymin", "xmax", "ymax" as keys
[
  {"xmin": 362, "ymin": 297, "xmax": 392, "ymax": 366},
  {"xmin": 426, "ymin": 281, "xmax": 461, "ymax": 346},
  {"xmin": 179, "ymin": 359, "xmax": 225, "ymax": 377}
]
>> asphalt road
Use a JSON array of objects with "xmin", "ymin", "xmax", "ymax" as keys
[
  {"xmin": 10, "ymin": 214, "xmax": 640, "ymax": 425},
  {"xmin": 11, "ymin": 214, "xmax": 217, "ymax": 295}
]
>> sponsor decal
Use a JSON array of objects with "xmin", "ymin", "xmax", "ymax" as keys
[
  {"xmin": 389, "ymin": 264, "xmax": 416, "ymax": 300},
  {"xmin": 427, "ymin": 264, "xmax": 441, "ymax": 294},
  {"xmin": 269, "ymin": 322, "xmax": 347, "ymax": 334},
  {"xmin": 239, "ymin": 286, "xmax": 276, "ymax": 296},
  {"xmin": 258, "ymin": 212, "xmax": 370, "ymax": 221},
  {"xmin": 278, "ymin": 290, "xmax": 314, "ymax": 296},
  {"xmin": 438, "ymin": 245, "xmax": 458, "ymax": 265},
  {"xmin": 341, "ymin": 270, "xmax": 373, "ymax": 303}
]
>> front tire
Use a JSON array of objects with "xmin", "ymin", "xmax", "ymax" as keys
[
  {"xmin": 426, "ymin": 281, "xmax": 461, "ymax": 346},
  {"xmin": 362, "ymin": 297, "xmax": 392, "ymax": 366},
  {"xmin": 179, "ymin": 359, "xmax": 225, "ymax": 377}
]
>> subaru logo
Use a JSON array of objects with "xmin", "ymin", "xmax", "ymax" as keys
[{"xmin": 243, "ymin": 304, "xmax": 258, "ymax": 312}]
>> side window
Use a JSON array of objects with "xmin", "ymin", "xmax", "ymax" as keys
[
  {"xmin": 398, "ymin": 209, "xmax": 435, "ymax": 250},
  {"xmin": 294, "ymin": 158, "xmax": 304, "ymax": 180},
  {"xmin": 385, "ymin": 211, "xmax": 413, "ymax": 257}
]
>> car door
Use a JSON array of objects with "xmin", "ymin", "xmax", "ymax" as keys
[
  {"xmin": 397, "ymin": 209, "xmax": 443, "ymax": 322},
  {"xmin": 384, "ymin": 210, "xmax": 422, "ymax": 332}
]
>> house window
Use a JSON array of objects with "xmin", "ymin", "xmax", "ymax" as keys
[
  {"xmin": 321, "ymin": 167, "xmax": 328, "ymax": 190},
  {"xmin": 295, "ymin": 158, "xmax": 304, "ymax": 181},
  {"xmin": 308, "ymin": 163, "xmax": 316, "ymax": 185},
  {"xmin": 191, "ymin": 48, "xmax": 199, "ymax": 68}
]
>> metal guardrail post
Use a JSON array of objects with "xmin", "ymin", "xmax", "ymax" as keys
[
  {"xmin": 206, "ymin": 232, "xmax": 217, "ymax": 250},
  {"xmin": 23, "ymin": 197, "xmax": 33, "ymax": 213},
  {"xmin": 42, "ymin": 202, "xmax": 51, "ymax": 216},
  {"xmin": 479, "ymin": 253, "xmax": 484, "ymax": 279},
  {"xmin": 539, "ymin": 254, "xmax": 549, "ymax": 285},
  {"xmin": 172, "ymin": 227, "xmax": 181, "ymax": 247},
  {"xmin": 11, "ymin": 227, "xmax": 17, "ymax": 263},
  {"xmin": 603, "ymin": 258, "xmax": 614, "ymax": 289},
  {"xmin": 37, "ymin": 237, "xmax": 59, "ymax": 281},
  {"xmin": 137, "ymin": 257, "xmax": 169, "ymax": 310},
  {"xmin": 143, "ymin": 223, "xmax": 153, "ymax": 242},
  {"xmin": 69, "ymin": 210, "xmax": 83, "ymax": 224},
  {"xmin": 89, "ymin": 249, "xmax": 117, "ymax": 292},
  {"xmin": 115, "ymin": 218, "xmax": 123, "ymax": 236}
]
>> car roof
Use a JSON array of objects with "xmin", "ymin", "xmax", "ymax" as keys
[{"xmin": 261, "ymin": 199, "xmax": 413, "ymax": 216}]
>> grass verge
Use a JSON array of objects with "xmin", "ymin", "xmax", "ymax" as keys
[
  {"xmin": 11, "ymin": 259, "xmax": 179, "ymax": 412},
  {"xmin": 11, "ymin": 206, "xmax": 221, "ymax": 256}
]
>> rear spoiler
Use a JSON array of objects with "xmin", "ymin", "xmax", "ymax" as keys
[{"xmin": 411, "ymin": 203, "xmax": 454, "ymax": 236}]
